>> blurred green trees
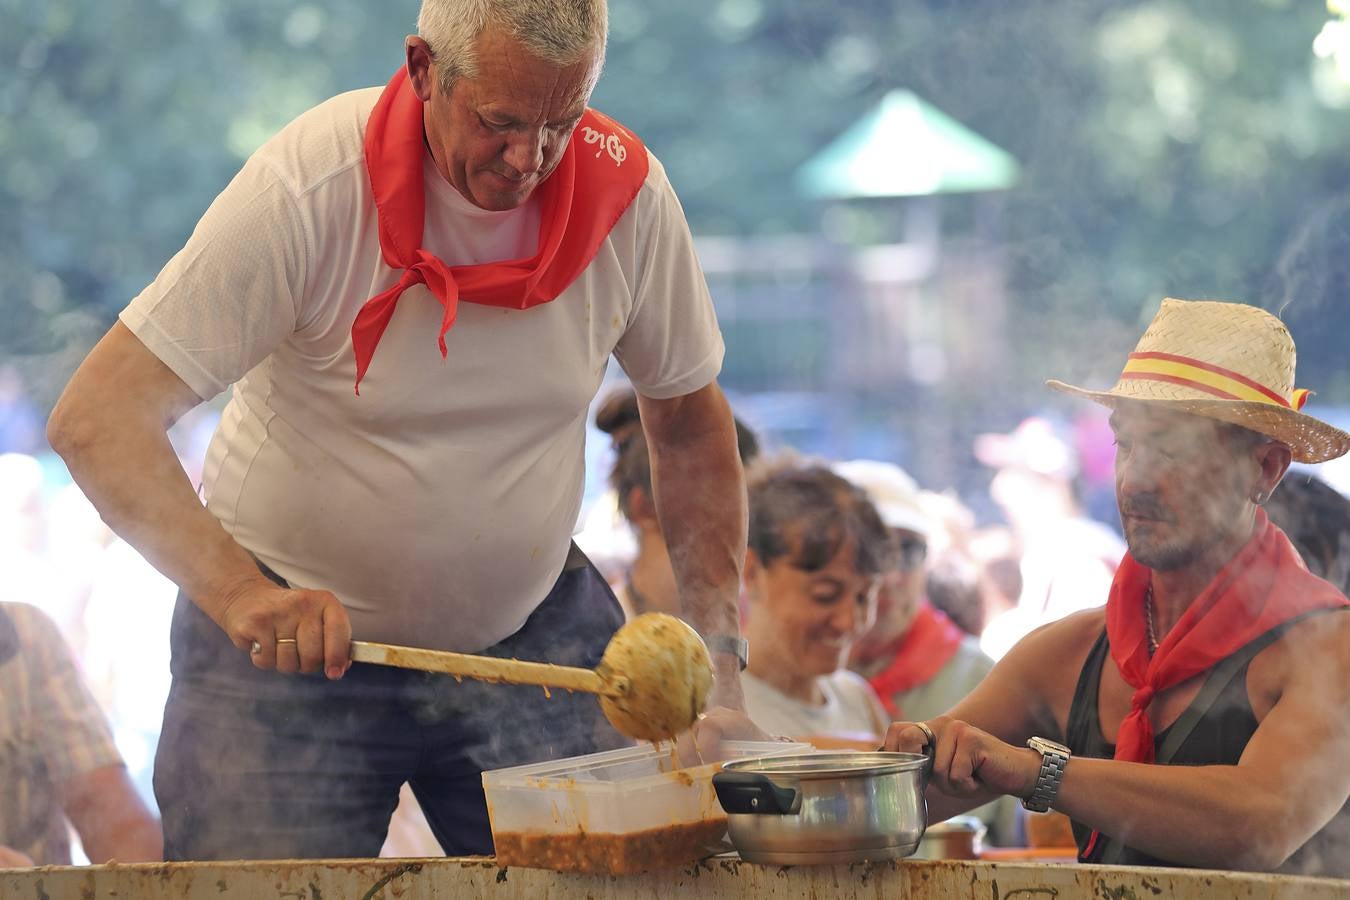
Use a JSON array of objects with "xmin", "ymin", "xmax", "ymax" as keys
[{"xmin": 3, "ymin": 0, "xmax": 1349, "ymax": 410}]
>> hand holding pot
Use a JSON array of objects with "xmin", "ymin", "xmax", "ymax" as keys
[{"xmin": 882, "ymin": 716, "xmax": 1040, "ymax": 800}]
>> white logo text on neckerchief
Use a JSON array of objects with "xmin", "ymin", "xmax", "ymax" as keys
[{"xmin": 581, "ymin": 126, "xmax": 627, "ymax": 166}]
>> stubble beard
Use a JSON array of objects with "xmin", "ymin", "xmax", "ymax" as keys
[
  {"xmin": 1125, "ymin": 514, "xmax": 1237, "ymax": 573},
  {"xmin": 1127, "ymin": 531, "xmax": 1199, "ymax": 572}
]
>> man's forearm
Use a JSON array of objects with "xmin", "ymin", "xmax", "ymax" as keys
[
  {"xmin": 642, "ymin": 390, "xmax": 747, "ymax": 702},
  {"xmin": 1056, "ymin": 758, "xmax": 1312, "ymax": 870},
  {"xmin": 653, "ymin": 430, "xmax": 746, "ymax": 660},
  {"xmin": 64, "ymin": 765, "xmax": 163, "ymax": 863}
]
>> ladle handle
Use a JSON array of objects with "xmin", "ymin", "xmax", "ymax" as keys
[{"xmin": 349, "ymin": 640, "xmax": 608, "ymax": 695}]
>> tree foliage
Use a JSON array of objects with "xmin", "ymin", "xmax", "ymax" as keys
[{"xmin": 4, "ymin": 0, "xmax": 1349, "ymax": 411}]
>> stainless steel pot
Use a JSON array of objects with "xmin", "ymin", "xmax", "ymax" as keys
[{"xmin": 712, "ymin": 751, "xmax": 933, "ymax": 865}]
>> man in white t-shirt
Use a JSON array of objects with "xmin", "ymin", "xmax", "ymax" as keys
[{"xmin": 48, "ymin": 0, "xmax": 756, "ymax": 860}]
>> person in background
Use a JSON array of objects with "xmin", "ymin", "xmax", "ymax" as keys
[
  {"xmin": 593, "ymin": 386, "xmax": 761, "ymax": 619},
  {"xmin": 835, "ymin": 459, "xmax": 1019, "ymax": 845},
  {"xmin": 836, "ymin": 460, "xmax": 994, "ymax": 723},
  {"xmin": 974, "ymin": 416, "xmax": 1126, "ymax": 660},
  {"xmin": 0, "ymin": 602, "xmax": 162, "ymax": 865},
  {"xmin": 1264, "ymin": 472, "xmax": 1350, "ymax": 595},
  {"xmin": 924, "ymin": 555, "xmax": 987, "ymax": 639},
  {"xmin": 966, "ymin": 524, "xmax": 1024, "ymax": 644},
  {"xmin": 914, "ymin": 489, "xmax": 988, "ymax": 638},
  {"xmin": 45, "ymin": 0, "xmax": 758, "ymax": 861},
  {"xmin": 883, "ymin": 298, "xmax": 1350, "ymax": 876},
  {"xmin": 739, "ymin": 459, "xmax": 894, "ymax": 745}
]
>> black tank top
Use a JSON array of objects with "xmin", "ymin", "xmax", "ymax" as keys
[{"xmin": 1064, "ymin": 609, "xmax": 1349, "ymax": 878}]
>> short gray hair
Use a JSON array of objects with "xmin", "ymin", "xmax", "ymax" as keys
[{"xmin": 417, "ymin": 0, "xmax": 607, "ymax": 94}]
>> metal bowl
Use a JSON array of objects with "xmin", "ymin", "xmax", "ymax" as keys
[
  {"xmin": 915, "ymin": 815, "xmax": 987, "ymax": 860},
  {"xmin": 713, "ymin": 751, "xmax": 932, "ymax": 865}
]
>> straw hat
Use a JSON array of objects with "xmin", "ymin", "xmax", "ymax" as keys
[{"xmin": 1047, "ymin": 298, "xmax": 1350, "ymax": 464}]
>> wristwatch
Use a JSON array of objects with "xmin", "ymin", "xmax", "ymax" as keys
[
  {"xmin": 703, "ymin": 634, "xmax": 749, "ymax": 671},
  {"xmin": 1022, "ymin": 736, "xmax": 1072, "ymax": 812}
]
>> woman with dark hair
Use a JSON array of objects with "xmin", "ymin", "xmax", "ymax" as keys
[
  {"xmin": 740, "ymin": 458, "xmax": 896, "ymax": 744},
  {"xmin": 595, "ymin": 387, "xmax": 760, "ymax": 619}
]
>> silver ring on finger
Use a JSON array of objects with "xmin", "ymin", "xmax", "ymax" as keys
[{"xmin": 250, "ymin": 640, "xmax": 262, "ymax": 655}]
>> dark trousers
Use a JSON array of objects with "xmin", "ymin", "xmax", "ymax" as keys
[{"xmin": 153, "ymin": 548, "xmax": 626, "ymax": 860}]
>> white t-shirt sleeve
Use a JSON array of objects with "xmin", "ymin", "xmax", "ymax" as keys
[
  {"xmin": 612, "ymin": 155, "xmax": 724, "ymax": 400},
  {"xmin": 120, "ymin": 157, "xmax": 308, "ymax": 401}
]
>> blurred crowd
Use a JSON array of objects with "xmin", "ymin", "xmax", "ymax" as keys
[{"xmin": 4, "ymin": 369, "xmax": 1350, "ymax": 859}]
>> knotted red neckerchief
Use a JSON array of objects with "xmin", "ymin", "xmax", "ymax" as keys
[
  {"xmin": 352, "ymin": 67, "xmax": 649, "ymax": 393},
  {"xmin": 858, "ymin": 602, "xmax": 966, "ymax": 717},
  {"xmin": 1083, "ymin": 508, "xmax": 1347, "ymax": 856}
]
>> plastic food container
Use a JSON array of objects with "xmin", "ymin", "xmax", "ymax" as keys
[{"xmin": 483, "ymin": 740, "xmax": 810, "ymax": 874}]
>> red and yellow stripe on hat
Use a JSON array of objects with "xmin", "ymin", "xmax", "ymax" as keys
[{"xmin": 1121, "ymin": 351, "xmax": 1311, "ymax": 410}]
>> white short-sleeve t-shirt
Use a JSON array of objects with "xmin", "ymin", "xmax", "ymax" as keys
[{"xmin": 121, "ymin": 88, "xmax": 724, "ymax": 652}]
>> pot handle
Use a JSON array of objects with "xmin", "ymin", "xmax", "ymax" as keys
[{"xmin": 712, "ymin": 771, "xmax": 802, "ymax": 815}]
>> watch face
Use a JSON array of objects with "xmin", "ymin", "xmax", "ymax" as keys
[{"xmin": 1030, "ymin": 736, "xmax": 1071, "ymax": 756}]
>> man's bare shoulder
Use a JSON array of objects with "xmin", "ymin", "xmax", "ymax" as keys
[
  {"xmin": 982, "ymin": 608, "xmax": 1106, "ymax": 733},
  {"xmin": 1008, "ymin": 606, "xmax": 1107, "ymax": 665},
  {"xmin": 1250, "ymin": 606, "xmax": 1350, "ymax": 717}
]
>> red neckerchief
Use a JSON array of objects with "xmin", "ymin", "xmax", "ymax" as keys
[
  {"xmin": 352, "ymin": 67, "xmax": 649, "ymax": 393},
  {"xmin": 860, "ymin": 602, "xmax": 966, "ymax": 717},
  {"xmin": 1083, "ymin": 509, "xmax": 1347, "ymax": 857}
]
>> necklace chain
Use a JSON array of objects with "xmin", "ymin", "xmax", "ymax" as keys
[{"xmin": 1145, "ymin": 584, "xmax": 1159, "ymax": 656}]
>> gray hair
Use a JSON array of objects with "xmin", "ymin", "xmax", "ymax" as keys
[{"xmin": 417, "ymin": 0, "xmax": 607, "ymax": 94}]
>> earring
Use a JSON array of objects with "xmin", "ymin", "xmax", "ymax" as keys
[{"xmin": 1252, "ymin": 490, "xmax": 1268, "ymax": 506}]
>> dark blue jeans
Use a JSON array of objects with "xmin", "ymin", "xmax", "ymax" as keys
[{"xmin": 153, "ymin": 548, "xmax": 626, "ymax": 860}]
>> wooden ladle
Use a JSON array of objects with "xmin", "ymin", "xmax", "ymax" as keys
[{"xmin": 349, "ymin": 612, "xmax": 715, "ymax": 743}]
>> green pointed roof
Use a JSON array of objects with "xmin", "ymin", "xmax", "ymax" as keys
[{"xmin": 797, "ymin": 90, "xmax": 1019, "ymax": 199}]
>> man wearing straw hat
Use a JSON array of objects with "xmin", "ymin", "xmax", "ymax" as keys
[{"xmin": 884, "ymin": 298, "xmax": 1350, "ymax": 876}]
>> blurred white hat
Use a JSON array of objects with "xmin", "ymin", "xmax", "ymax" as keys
[
  {"xmin": 974, "ymin": 416, "xmax": 1078, "ymax": 480},
  {"xmin": 832, "ymin": 459, "xmax": 931, "ymax": 538}
]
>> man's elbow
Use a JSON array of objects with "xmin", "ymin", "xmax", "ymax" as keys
[
  {"xmin": 46, "ymin": 387, "xmax": 101, "ymax": 465},
  {"xmin": 1224, "ymin": 816, "xmax": 1309, "ymax": 872}
]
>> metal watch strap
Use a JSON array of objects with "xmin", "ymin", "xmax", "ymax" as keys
[
  {"xmin": 704, "ymin": 634, "xmax": 749, "ymax": 671},
  {"xmin": 1023, "ymin": 737, "xmax": 1070, "ymax": 813}
]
